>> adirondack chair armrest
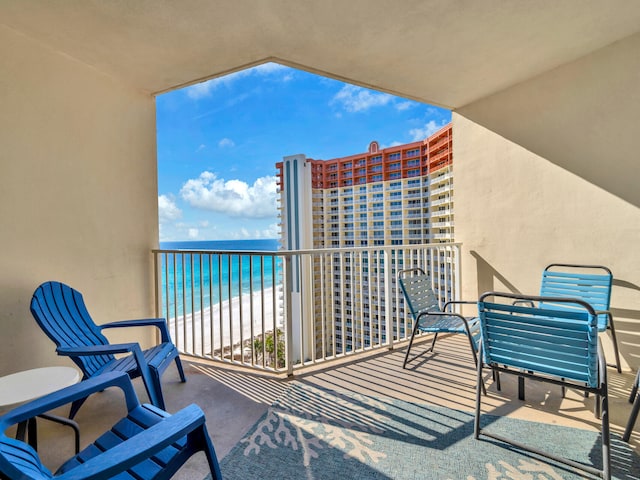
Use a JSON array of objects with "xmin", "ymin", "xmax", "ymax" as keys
[
  {"xmin": 57, "ymin": 343, "xmax": 141, "ymax": 357},
  {"xmin": 100, "ymin": 318, "xmax": 171, "ymax": 343},
  {"xmin": 0, "ymin": 372, "xmax": 138, "ymax": 431},
  {"xmin": 55, "ymin": 404, "xmax": 207, "ymax": 480}
]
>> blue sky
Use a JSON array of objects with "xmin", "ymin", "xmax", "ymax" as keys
[{"xmin": 156, "ymin": 63, "xmax": 451, "ymax": 241}]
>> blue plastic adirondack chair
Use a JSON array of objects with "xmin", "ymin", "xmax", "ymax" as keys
[
  {"xmin": 30, "ymin": 281, "xmax": 185, "ymax": 418},
  {"xmin": 539, "ymin": 263, "xmax": 621, "ymax": 373},
  {"xmin": 475, "ymin": 292, "xmax": 610, "ymax": 480},
  {"xmin": 398, "ymin": 268, "xmax": 483, "ymax": 388},
  {"xmin": 0, "ymin": 371, "xmax": 223, "ymax": 480}
]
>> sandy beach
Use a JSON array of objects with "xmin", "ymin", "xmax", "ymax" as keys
[{"xmin": 167, "ymin": 285, "xmax": 282, "ymax": 358}]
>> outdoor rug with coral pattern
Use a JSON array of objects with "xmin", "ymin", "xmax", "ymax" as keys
[{"xmin": 218, "ymin": 382, "xmax": 640, "ymax": 479}]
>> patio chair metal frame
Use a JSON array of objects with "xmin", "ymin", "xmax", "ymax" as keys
[
  {"xmin": 540, "ymin": 263, "xmax": 621, "ymax": 373},
  {"xmin": 475, "ymin": 292, "xmax": 610, "ymax": 480},
  {"xmin": 398, "ymin": 268, "xmax": 484, "ymax": 393},
  {"xmin": 30, "ymin": 281, "xmax": 186, "ymax": 418},
  {"xmin": 623, "ymin": 368, "xmax": 640, "ymax": 442},
  {"xmin": 0, "ymin": 371, "xmax": 222, "ymax": 480}
]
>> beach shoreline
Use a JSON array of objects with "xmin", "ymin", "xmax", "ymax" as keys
[{"xmin": 167, "ymin": 285, "xmax": 281, "ymax": 357}]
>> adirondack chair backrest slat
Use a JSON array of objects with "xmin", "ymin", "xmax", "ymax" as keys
[
  {"xmin": 539, "ymin": 267, "xmax": 612, "ymax": 331},
  {"xmin": 478, "ymin": 297, "xmax": 599, "ymax": 387},
  {"xmin": 31, "ymin": 282, "xmax": 114, "ymax": 377},
  {"xmin": 0, "ymin": 436, "xmax": 53, "ymax": 479}
]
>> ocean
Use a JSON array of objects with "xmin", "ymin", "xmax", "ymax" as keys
[{"xmin": 157, "ymin": 239, "xmax": 281, "ymax": 318}]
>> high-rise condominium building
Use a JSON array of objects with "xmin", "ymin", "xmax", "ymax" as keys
[{"xmin": 276, "ymin": 123, "xmax": 454, "ymax": 355}]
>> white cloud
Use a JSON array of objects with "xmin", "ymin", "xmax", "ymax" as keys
[
  {"xmin": 158, "ymin": 195, "xmax": 182, "ymax": 222},
  {"xmin": 188, "ymin": 228, "xmax": 199, "ymax": 239},
  {"xmin": 196, "ymin": 144, "xmax": 206, "ymax": 152},
  {"xmin": 180, "ymin": 172, "xmax": 278, "ymax": 218},
  {"xmin": 185, "ymin": 62, "xmax": 290, "ymax": 99},
  {"xmin": 395, "ymin": 101, "xmax": 415, "ymax": 111},
  {"xmin": 331, "ymin": 85, "xmax": 394, "ymax": 112},
  {"xmin": 218, "ymin": 138, "xmax": 235, "ymax": 148},
  {"xmin": 409, "ymin": 120, "xmax": 448, "ymax": 141},
  {"xmin": 256, "ymin": 223, "xmax": 280, "ymax": 239}
]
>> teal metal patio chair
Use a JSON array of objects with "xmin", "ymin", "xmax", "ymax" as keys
[
  {"xmin": 0, "ymin": 371, "xmax": 222, "ymax": 480},
  {"xmin": 30, "ymin": 281, "xmax": 186, "ymax": 418},
  {"xmin": 539, "ymin": 263, "xmax": 621, "ymax": 373},
  {"xmin": 398, "ymin": 268, "xmax": 483, "ymax": 391},
  {"xmin": 475, "ymin": 292, "xmax": 610, "ymax": 479}
]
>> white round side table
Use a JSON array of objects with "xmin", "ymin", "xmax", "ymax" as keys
[{"xmin": 0, "ymin": 366, "xmax": 81, "ymax": 452}]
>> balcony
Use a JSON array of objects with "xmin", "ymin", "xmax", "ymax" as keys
[{"xmin": 2, "ymin": 3, "xmax": 640, "ymax": 477}]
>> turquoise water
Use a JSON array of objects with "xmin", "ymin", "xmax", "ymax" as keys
[{"xmin": 158, "ymin": 239, "xmax": 282, "ymax": 317}]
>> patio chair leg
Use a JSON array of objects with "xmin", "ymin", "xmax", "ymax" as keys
[
  {"xmin": 429, "ymin": 332, "xmax": 439, "ymax": 353},
  {"xmin": 623, "ymin": 384, "xmax": 640, "ymax": 442},
  {"xmin": 607, "ymin": 317, "xmax": 622, "ymax": 373},
  {"xmin": 466, "ymin": 332, "xmax": 486, "ymax": 395},
  {"xmin": 474, "ymin": 343, "xmax": 484, "ymax": 439},
  {"xmin": 629, "ymin": 369, "xmax": 640, "ymax": 403},
  {"xmin": 493, "ymin": 369, "xmax": 501, "ymax": 391},
  {"xmin": 402, "ymin": 323, "xmax": 421, "ymax": 369},
  {"xmin": 601, "ymin": 386, "xmax": 611, "ymax": 479}
]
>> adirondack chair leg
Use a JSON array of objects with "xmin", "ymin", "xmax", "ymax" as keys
[
  {"xmin": 69, "ymin": 397, "xmax": 87, "ymax": 420},
  {"xmin": 607, "ymin": 317, "xmax": 622, "ymax": 373},
  {"xmin": 175, "ymin": 356, "xmax": 187, "ymax": 383},
  {"xmin": 146, "ymin": 368, "xmax": 166, "ymax": 410},
  {"xmin": 191, "ymin": 424, "xmax": 223, "ymax": 480}
]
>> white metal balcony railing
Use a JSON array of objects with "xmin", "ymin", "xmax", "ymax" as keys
[{"xmin": 153, "ymin": 243, "xmax": 462, "ymax": 376}]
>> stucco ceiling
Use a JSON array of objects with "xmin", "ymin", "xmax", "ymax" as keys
[{"xmin": 2, "ymin": 0, "xmax": 640, "ymax": 108}]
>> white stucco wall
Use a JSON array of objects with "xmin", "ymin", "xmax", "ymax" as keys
[
  {"xmin": 0, "ymin": 26, "xmax": 158, "ymax": 374},
  {"xmin": 454, "ymin": 33, "xmax": 640, "ymax": 369}
]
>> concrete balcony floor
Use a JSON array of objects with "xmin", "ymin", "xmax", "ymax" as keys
[{"xmin": 28, "ymin": 334, "xmax": 640, "ymax": 478}]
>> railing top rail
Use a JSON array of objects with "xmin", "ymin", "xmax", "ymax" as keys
[{"xmin": 153, "ymin": 242, "xmax": 462, "ymax": 257}]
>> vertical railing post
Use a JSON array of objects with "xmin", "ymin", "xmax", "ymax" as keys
[
  {"xmin": 153, "ymin": 251, "xmax": 161, "ymax": 345},
  {"xmin": 284, "ymin": 255, "xmax": 294, "ymax": 376},
  {"xmin": 453, "ymin": 243, "xmax": 462, "ymax": 310},
  {"xmin": 383, "ymin": 248, "xmax": 393, "ymax": 350}
]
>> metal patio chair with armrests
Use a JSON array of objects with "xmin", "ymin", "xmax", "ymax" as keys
[
  {"xmin": 398, "ymin": 268, "xmax": 484, "ymax": 392},
  {"xmin": 539, "ymin": 263, "xmax": 621, "ymax": 373},
  {"xmin": 475, "ymin": 292, "xmax": 610, "ymax": 480},
  {"xmin": 30, "ymin": 281, "xmax": 186, "ymax": 418},
  {"xmin": 0, "ymin": 371, "xmax": 223, "ymax": 480}
]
